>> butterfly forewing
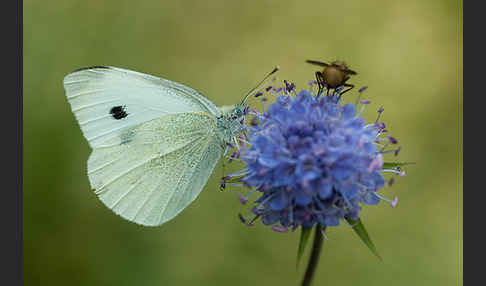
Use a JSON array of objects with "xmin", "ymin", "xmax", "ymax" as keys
[
  {"xmin": 63, "ymin": 66, "xmax": 219, "ymax": 148},
  {"xmin": 87, "ymin": 112, "xmax": 223, "ymax": 226}
]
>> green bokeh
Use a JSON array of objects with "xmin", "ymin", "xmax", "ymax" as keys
[{"xmin": 24, "ymin": 0, "xmax": 463, "ymax": 285}]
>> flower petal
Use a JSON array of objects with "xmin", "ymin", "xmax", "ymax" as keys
[{"xmin": 269, "ymin": 192, "xmax": 289, "ymax": 211}]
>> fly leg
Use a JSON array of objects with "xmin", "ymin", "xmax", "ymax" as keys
[
  {"xmin": 339, "ymin": 83, "xmax": 354, "ymax": 96},
  {"xmin": 315, "ymin": 71, "xmax": 325, "ymax": 96}
]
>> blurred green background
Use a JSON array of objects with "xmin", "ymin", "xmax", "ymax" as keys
[{"xmin": 24, "ymin": 0, "xmax": 462, "ymax": 285}]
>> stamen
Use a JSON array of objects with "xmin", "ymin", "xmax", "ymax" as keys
[
  {"xmin": 380, "ymin": 146, "xmax": 401, "ymax": 156},
  {"xmin": 367, "ymin": 154, "xmax": 384, "ymax": 172},
  {"xmin": 230, "ymin": 151, "xmax": 240, "ymax": 159},
  {"xmin": 394, "ymin": 146, "xmax": 401, "ymax": 156},
  {"xmin": 243, "ymin": 105, "xmax": 250, "ymax": 115},
  {"xmin": 227, "ymin": 170, "xmax": 249, "ymax": 178},
  {"xmin": 251, "ymin": 206, "xmax": 261, "ymax": 215},
  {"xmin": 238, "ymin": 195, "xmax": 248, "ymax": 205},
  {"xmin": 247, "ymin": 214, "xmax": 261, "ymax": 226},
  {"xmin": 227, "ymin": 157, "xmax": 244, "ymax": 163},
  {"xmin": 284, "ymin": 80, "xmax": 291, "ymax": 92},
  {"xmin": 380, "ymin": 169, "xmax": 403, "ymax": 175},
  {"xmin": 380, "ymin": 142, "xmax": 389, "ymax": 153},
  {"xmin": 257, "ymin": 193, "xmax": 276, "ymax": 206},
  {"xmin": 261, "ymin": 99, "xmax": 266, "ymax": 113},
  {"xmin": 273, "ymin": 87, "xmax": 283, "ymax": 94},
  {"xmin": 376, "ymin": 122, "xmax": 386, "ymax": 132},
  {"xmin": 374, "ymin": 137, "xmax": 390, "ymax": 143},
  {"xmin": 336, "ymin": 189, "xmax": 353, "ymax": 208},
  {"xmin": 233, "ymin": 137, "xmax": 240, "ymax": 150},
  {"xmin": 375, "ymin": 106, "xmax": 384, "ymax": 124},
  {"xmin": 238, "ymin": 213, "xmax": 247, "ymax": 223},
  {"xmin": 373, "ymin": 193, "xmax": 399, "ymax": 208},
  {"xmin": 229, "ymin": 183, "xmax": 244, "ymax": 187},
  {"xmin": 288, "ymin": 205, "xmax": 294, "ymax": 224},
  {"xmin": 357, "ymin": 103, "xmax": 366, "ymax": 117},
  {"xmin": 238, "ymin": 134, "xmax": 246, "ymax": 145},
  {"xmin": 238, "ymin": 138, "xmax": 251, "ymax": 146},
  {"xmin": 387, "ymin": 136, "xmax": 398, "ymax": 144},
  {"xmin": 250, "ymin": 108, "xmax": 261, "ymax": 116},
  {"xmin": 272, "ymin": 225, "xmax": 289, "ymax": 233},
  {"xmin": 308, "ymin": 80, "xmax": 317, "ymax": 93},
  {"xmin": 382, "ymin": 168, "xmax": 405, "ymax": 177}
]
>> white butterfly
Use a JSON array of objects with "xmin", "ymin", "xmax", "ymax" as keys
[{"xmin": 63, "ymin": 66, "xmax": 249, "ymax": 226}]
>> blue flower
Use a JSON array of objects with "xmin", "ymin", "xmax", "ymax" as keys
[{"xmin": 224, "ymin": 81, "xmax": 402, "ymax": 231}]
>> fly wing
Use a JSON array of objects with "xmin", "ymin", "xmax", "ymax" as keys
[{"xmin": 305, "ymin": 60, "xmax": 330, "ymax": 67}]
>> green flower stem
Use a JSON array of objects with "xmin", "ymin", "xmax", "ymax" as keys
[{"xmin": 301, "ymin": 225, "xmax": 326, "ymax": 286}]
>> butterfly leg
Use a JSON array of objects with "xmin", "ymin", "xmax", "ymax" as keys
[{"xmin": 220, "ymin": 159, "xmax": 226, "ymax": 192}]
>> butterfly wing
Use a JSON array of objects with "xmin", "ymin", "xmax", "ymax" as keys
[
  {"xmin": 88, "ymin": 112, "xmax": 224, "ymax": 226},
  {"xmin": 63, "ymin": 66, "xmax": 219, "ymax": 148},
  {"xmin": 64, "ymin": 66, "xmax": 225, "ymax": 226}
]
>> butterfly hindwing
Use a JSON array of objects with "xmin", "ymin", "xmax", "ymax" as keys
[{"xmin": 87, "ymin": 112, "xmax": 223, "ymax": 226}]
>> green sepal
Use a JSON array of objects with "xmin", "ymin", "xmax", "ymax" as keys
[
  {"xmin": 382, "ymin": 161, "xmax": 415, "ymax": 169},
  {"xmin": 345, "ymin": 217, "xmax": 382, "ymax": 261},
  {"xmin": 296, "ymin": 226, "xmax": 312, "ymax": 268}
]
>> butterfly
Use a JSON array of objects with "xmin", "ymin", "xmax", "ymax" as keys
[{"xmin": 63, "ymin": 66, "xmax": 265, "ymax": 226}]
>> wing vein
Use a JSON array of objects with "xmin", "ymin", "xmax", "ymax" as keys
[
  {"xmin": 72, "ymin": 99, "xmax": 118, "ymax": 112},
  {"xmin": 67, "ymin": 88, "xmax": 109, "ymax": 99},
  {"xmin": 157, "ymin": 136, "xmax": 209, "ymax": 223},
  {"xmin": 109, "ymin": 172, "xmax": 148, "ymax": 209},
  {"xmin": 133, "ymin": 174, "xmax": 163, "ymax": 221},
  {"xmin": 94, "ymin": 136, "xmax": 203, "ymax": 194}
]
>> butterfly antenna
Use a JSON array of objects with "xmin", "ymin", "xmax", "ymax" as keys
[{"xmin": 241, "ymin": 66, "xmax": 279, "ymax": 104}]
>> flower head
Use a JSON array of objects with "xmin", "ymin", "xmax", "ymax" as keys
[{"xmin": 225, "ymin": 81, "xmax": 402, "ymax": 231}]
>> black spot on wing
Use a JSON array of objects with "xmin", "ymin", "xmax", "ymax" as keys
[
  {"xmin": 69, "ymin": 66, "xmax": 111, "ymax": 74},
  {"xmin": 110, "ymin": 105, "xmax": 128, "ymax": 120}
]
